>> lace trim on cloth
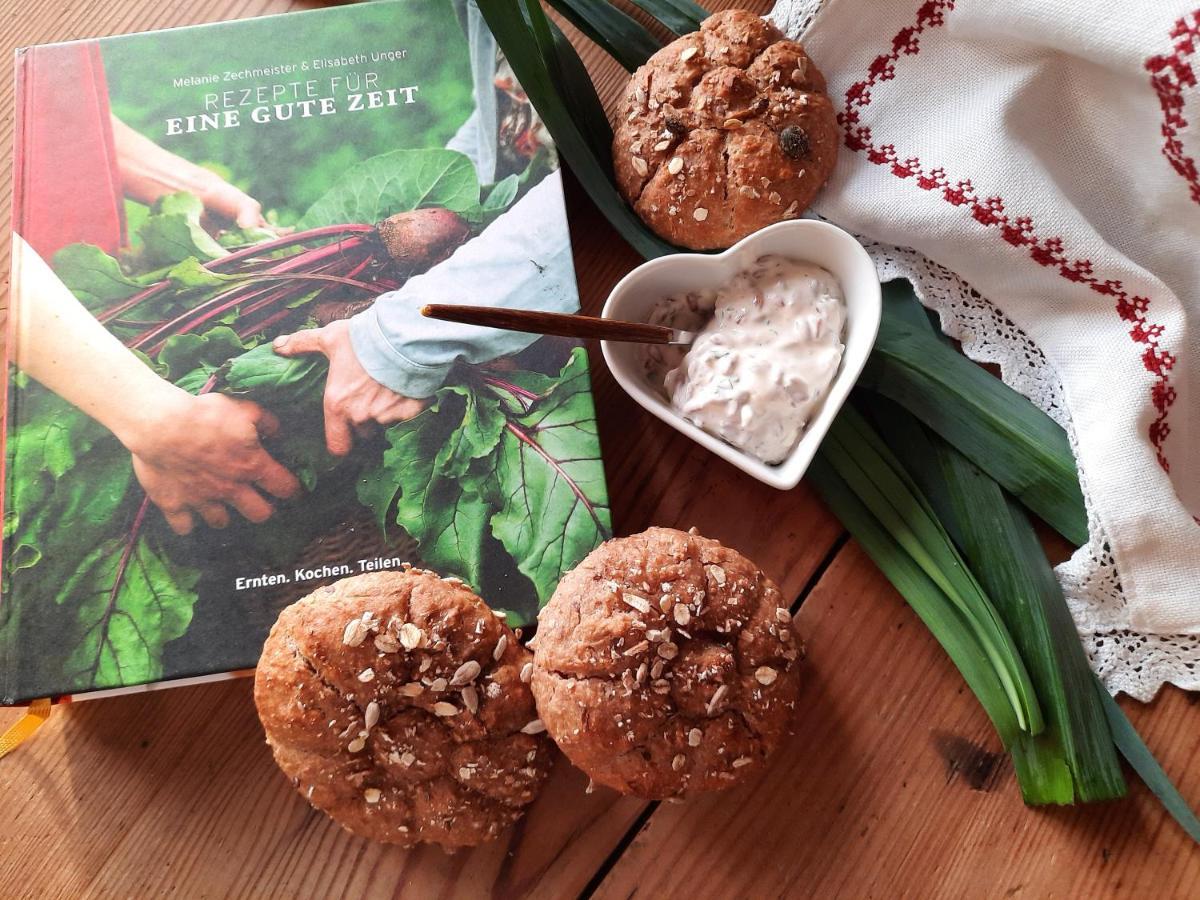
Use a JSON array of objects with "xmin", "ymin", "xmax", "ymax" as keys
[{"xmin": 769, "ymin": 0, "xmax": 1200, "ymax": 700}]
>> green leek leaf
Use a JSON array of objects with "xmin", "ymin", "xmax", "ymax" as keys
[
  {"xmin": 807, "ymin": 454, "xmax": 1022, "ymax": 745},
  {"xmin": 866, "ymin": 396, "xmax": 1125, "ymax": 804},
  {"xmin": 866, "ymin": 283, "xmax": 1087, "ymax": 546},
  {"xmin": 546, "ymin": 19, "xmax": 614, "ymax": 169},
  {"xmin": 545, "ymin": 0, "xmax": 661, "ymax": 72},
  {"xmin": 1098, "ymin": 684, "xmax": 1200, "ymax": 844},
  {"xmin": 826, "ymin": 407, "xmax": 1044, "ymax": 735},
  {"xmin": 626, "ymin": 0, "xmax": 706, "ymax": 36}
]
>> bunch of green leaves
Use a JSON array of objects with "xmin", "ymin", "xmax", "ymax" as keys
[
  {"xmin": 2, "ymin": 380, "xmax": 201, "ymax": 703},
  {"xmin": 4, "ymin": 146, "xmax": 577, "ymax": 700},
  {"xmin": 479, "ymin": 0, "xmax": 1200, "ymax": 841},
  {"xmin": 52, "ymin": 192, "xmax": 235, "ymax": 328},
  {"xmin": 861, "ymin": 283, "xmax": 1086, "ymax": 545},
  {"xmin": 358, "ymin": 347, "xmax": 611, "ymax": 613}
]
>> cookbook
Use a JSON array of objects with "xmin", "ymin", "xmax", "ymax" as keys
[{"xmin": 2, "ymin": 0, "xmax": 611, "ymax": 705}]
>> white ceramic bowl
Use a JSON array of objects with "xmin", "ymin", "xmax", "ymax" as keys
[{"xmin": 601, "ymin": 219, "xmax": 881, "ymax": 490}]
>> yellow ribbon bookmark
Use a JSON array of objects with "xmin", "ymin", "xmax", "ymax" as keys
[{"xmin": 0, "ymin": 699, "xmax": 52, "ymax": 759}]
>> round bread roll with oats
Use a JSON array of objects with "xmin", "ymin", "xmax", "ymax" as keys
[
  {"xmin": 254, "ymin": 568, "xmax": 552, "ymax": 849},
  {"xmin": 612, "ymin": 9, "xmax": 838, "ymax": 250},
  {"xmin": 529, "ymin": 527, "xmax": 802, "ymax": 799}
]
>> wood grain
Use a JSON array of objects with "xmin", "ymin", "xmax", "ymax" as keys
[{"xmin": 2, "ymin": 1, "xmax": 1198, "ymax": 898}]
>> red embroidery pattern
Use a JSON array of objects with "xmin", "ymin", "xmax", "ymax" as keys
[
  {"xmin": 1146, "ymin": 12, "xmax": 1200, "ymax": 206},
  {"xmin": 838, "ymin": 0, "xmax": 1178, "ymax": 471}
]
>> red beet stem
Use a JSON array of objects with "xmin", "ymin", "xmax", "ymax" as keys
[
  {"xmin": 483, "ymin": 376, "xmax": 541, "ymax": 402},
  {"xmin": 238, "ymin": 271, "xmax": 379, "ymax": 292},
  {"xmin": 143, "ymin": 283, "xmax": 295, "ymax": 356},
  {"xmin": 129, "ymin": 281, "xmax": 278, "ymax": 350},
  {"xmin": 97, "ymin": 283, "xmax": 172, "ymax": 325},
  {"xmin": 214, "ymin": 224, "xmax": 373, "ymax": 268},
  {"xmin": 238, "ymin": 307, "xmax": 298, "ymax": 340},
  {"xmin": 96, "ymin": 225, "xmax": 374, "ymax": 324},
  {"xmin": 127, "ymin": 238, "xmax": 373, "ymax": 350}
]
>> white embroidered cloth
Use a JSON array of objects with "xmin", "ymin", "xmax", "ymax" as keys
[{"xmin": 770, "ymin": 0, "xmax": 1200, "ymax": 700}]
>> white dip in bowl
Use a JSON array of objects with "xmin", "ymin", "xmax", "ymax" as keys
[
  {"xmin": 601, "ymin": 219, "xmax": 881, "ymax": 490},
  {"xmin": 654, "ymin": 256, "xmax": 846, "ymax": 464}
]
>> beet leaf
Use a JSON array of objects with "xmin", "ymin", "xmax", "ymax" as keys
[
  {"xmin": 51, "ymin": 244, "xmax": 148, "ymax": 311},
  {"xmin": 60, "ymin": 522, "xmax": 201, "ymax": 689},
  {"xmin": 137, "ymin": 192, "xmax": 230, "ymax": 269},
  {"xmin": 358, "ymin": 389, "xmax": 500, "ymax": 592},
  {"xmin": 489, "ymin": 348, "xmax": 612, "ymax": 602},
  {"xmin": 297, "ymin": 148, "xmax": 483, "ymax": 229}
]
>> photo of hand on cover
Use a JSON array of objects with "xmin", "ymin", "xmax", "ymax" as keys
[
  {"xmin": 11, "ymin": 0, "xmax": 576, "ymax": 534},
  {"xmin": 12, "ymin": 43, "xmax": 294, "ymax": 535},
  {"xmin": 13, "ymin": 237, "xmax": 299, "ymax": 535}
]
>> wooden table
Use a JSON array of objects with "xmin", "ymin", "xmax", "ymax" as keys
[{"xmin": 2, "ymin": 2, "xmax": 1198, "ymax": 897}]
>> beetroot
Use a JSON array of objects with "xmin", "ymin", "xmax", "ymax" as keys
[{"xmin": 376, "ymin": 208, "xmax": 471, "ymax": 276}]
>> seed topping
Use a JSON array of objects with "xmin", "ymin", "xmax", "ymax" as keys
[
  {"xmin": 705, "ymin": 564, "xmax": 727, "ymax": 585},
  {"xmin": 461, "ymin": 685, "xmax": 479, "ymax": 715},
  {"xmin": 373, "ymin": 633, "xmax": 400, "ymax": 653},
  {"xmin": 399, "ymin": 623, "xmax": 424, "ymax": 650},
  {"xmin": 450, "ymin": 660, "xmax": 482, "ymax": 687},
  {"xmin": 706, "ymin": 684, "xmax": 730, "ymax": 716},
  {"xmin": 342, "ymin": 619, "xmax": 369, "ymax": 647},
  {"xmin": 755, "ymin": 666, "xmax": 778, "ymax": 686},
  {"xmin": 621, "ymin": 592, "xmax": 651, "ymax": 614}
]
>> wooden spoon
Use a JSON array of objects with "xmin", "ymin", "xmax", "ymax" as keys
[{"xmin": 420, "ymin": 304, "xmax": 697, "ymax": 346}]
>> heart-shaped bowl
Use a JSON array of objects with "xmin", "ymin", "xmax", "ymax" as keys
[{"xmin": 601, "ymin": 219, "xmax": 881, "ymax": 490}]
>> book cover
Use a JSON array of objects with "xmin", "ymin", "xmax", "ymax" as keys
[{"xmin": 3, "ymin": 0, "xmax": 611, "ymax": 705}]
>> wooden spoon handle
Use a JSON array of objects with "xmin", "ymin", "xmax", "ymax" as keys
[{"xmin": 420, "ymin": 304, "xmax": 677, "ymax": 344}]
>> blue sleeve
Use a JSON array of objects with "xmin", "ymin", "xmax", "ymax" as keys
[{"xmin": 348, "ymin": 172, "xmax": 579, "ymax": 398}]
